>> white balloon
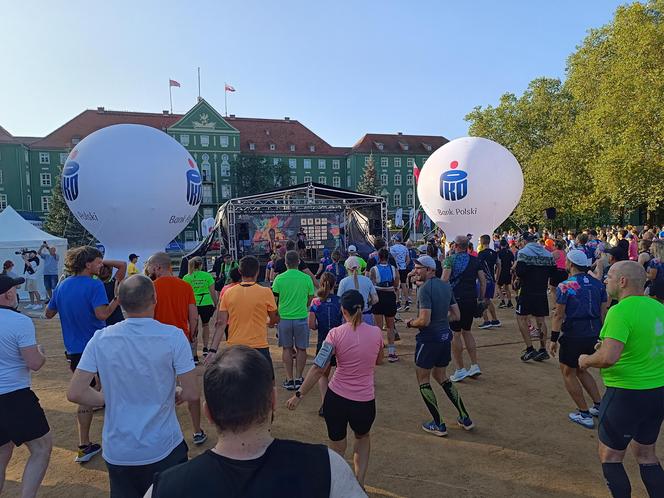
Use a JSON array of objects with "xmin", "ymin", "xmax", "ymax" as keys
[
  {"xmin": 62, "ymin": 124, "xmax": 201, "ymax": 263},
  {"xmin": 417, "ymin": 137, "xmax": 523, "ymax": 243}
]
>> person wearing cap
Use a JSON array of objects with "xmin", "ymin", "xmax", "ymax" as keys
[
  {"xmin": 346, "ymin": 245, "xmax": 366, "ymax": 272},
  {"xmin": 315, "ymin": 248, "xmax": 333, "ymax": 279},
  {"xmin": 407, "ymin": 255, "xmax": 474, "ymax": 437},
  {"xmin": 286, "ymin": 289, "xmax": 384, "ymax": 489},
  {"xmin": 337, "ymin": 257, "xmax": 378, "ymax": 325},
  {"xmin": 127, "ymin": 254, "xmax": 140, "ymax": 276},
  {"xmin": 0, "ymin": 274, "xmax": 52, "ymax": 497},
  {"xmin": 548, "ymin": 250, "xmax": 608, "ymax": 429},
  {"xmin": 368, "ymin": 248, "xmax": 400, "ymax": 362}
]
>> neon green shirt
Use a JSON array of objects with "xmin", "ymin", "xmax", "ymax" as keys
[
  {"xmin": 599, "ymin": 296, "xmax": 664, "ymax": 390},
  {"xmin": 272, "ymin": 269, "xmax": 315, "ymax": 320},
  {"xmin": 183, "ymin": 271, "xmax": 216, "ymax": 307}
]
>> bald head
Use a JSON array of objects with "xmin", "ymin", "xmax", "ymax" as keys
[
  {"xmin": 607, "ymin": 261, "xmax": 646, "ymax": 300},
  {"xmin": 146, "ymin": 252, "xmax": 172, "ymax": 278},
  {"xmin": 118, "ymin": 275, "xmax": 156, "ymax": 314},
  {"xmin": 455, "ymin": 235, "xmax": 469, "ymax": 251}
]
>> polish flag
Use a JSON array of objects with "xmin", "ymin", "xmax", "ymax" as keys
[
  {"xmin": 169, "ymin": 79, "xmax": 181, "ymax": 87},
  {"xmin": 225, "ymin": 84, "xmax": 236, "ymax": 92},
  {"xmin": 413, "ymin": 164, "xmax": 420, "ymax": 183}
]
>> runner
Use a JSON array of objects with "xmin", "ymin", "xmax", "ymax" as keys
[
  {"xmin": 477, "ymin": 234, "xmax": 501, "ymax": 329},
  {"xmin": 368, "ymin": 248, "xmax": 400, "ymax": 362},
  {"xmin": 390, "ymin": 235, "xmax": 411, "ymax": 311},
  {"xmin": 287, "ymin": 290, "xmax": 383, "ymax": 489},
  {"xmin": 315, "ymin": 249, "xmax": 333, "ymax": 279},
  {"xmin": 346, "ymin": 246, "xmax": 367, "ymax": 272},
  {"xmin": 646, "ymin": 240, "xmax": 664, "ymax": 303},
  {"xmin": 183, "ymin": 257, "xmax": 218, "ymax": 357},
  {"xmin": 325, "ymin": 250, "xmax": 347, "ymax": 291},
  {"xmin": 548, "ymin": 250, "xmax": 607, "ymax": 429},
  {"xmin": 578, "ymin": 261, "xmax": 664, "ymax": 498},
  {"xmin": 97, "ymin": 262, "xmax": 127, "ymax": 326},
  {"xmin": 496, "ymin": 239, "xmax": 515, "ymax": 309},
  {"xmin": 337, "ymin": 257, "xmax": 378, "ymax": 325},
  {"xmin": 406, "ymin": 256, "xmax": 474, "ymax": 437}
]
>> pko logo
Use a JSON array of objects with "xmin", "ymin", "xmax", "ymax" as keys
[
  {"xmin": 62, "ymin": 161, "xmax": 80, "ymax": 201},
  {"xmin": 440, "ymin": 160, "xmax": 467, "ymax": 201},
  {"xmin": 186, "ymin": 159, "xmax": 202, "ymax": 206}
]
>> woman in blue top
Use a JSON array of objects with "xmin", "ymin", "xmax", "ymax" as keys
[
  {"xmin": 325, "ymin": 250, "xmax": 346, "ymax": 291},
  {"xmin": 368, "ymin": 248, "xmax": 400, "ymax": 363},
  {"xmin": 315, "ymin": 249, "xmax": 333, "ymax": 279},
  {"xmin": 308, "ymin": 272, "xmax": 343, "ymax": 416}
]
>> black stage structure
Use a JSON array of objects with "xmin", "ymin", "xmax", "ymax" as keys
[{"xmin": 215, "ymin": 182, "xmax": 387, "ymax": 262}]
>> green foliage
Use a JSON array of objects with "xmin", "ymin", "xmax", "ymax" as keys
[
  {"xmin": 230, "ymin": 155, "xmax": 275, "ymax": 196},
  {"xmin": 43, "ymin": 171, "xmax": 93, "ymax": 247},
  {"xmin": 273, "ymin": 160, "xmax": 291, "ymax": 188},
  {"xmin": 357, "ymin": 152, "xmax": 380, "ymax": 196}
]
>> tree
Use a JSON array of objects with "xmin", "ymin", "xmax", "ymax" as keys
[
  {"xmin": 274, "ymin": 160, "xmax": 291, "ymax": 188},
  {"xmin": 357, "ymin": 152, "xmax": 379, "ymax": 196},
  {"xmin": 230, "ymin": 155, "xmax": 275, "ymax": 197},
  {"xmin": 43, "ymin": 170, "xmax": 93, "ymax": 247}
]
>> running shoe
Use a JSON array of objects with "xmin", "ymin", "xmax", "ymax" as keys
[
  {"xmin": 394, "ymin": 331, "xmax": 401, "ymax": 341},
  {"xmin": 421, "ymin": 421, "xmax": 448, "ymax": 437},
  {"xmin": 193, "ymin": 430, "xmax": 208, "ymax": 445},
  {"xmin": 568, "ymin": 411, "xmax": 594, "ymax": 429},
  {"xmin": 388, "ymin": 353, "xmax": 399, "ymax": 363},
  {"xmin": 202, "ymin": 347, "xmax": 209, "ymax": 358},
  {"xmin": 478, "ymin": 321, "xmax": 492, "ymax": 329},
  {"xmin": 589, "ymin": 404, "xmax": 600, "ymax": 417},
  {"xmin": 498, "ymin": 301, "xmax": 507, "ymax": 309},
  {"xmin": 294, "ymin": 377, "xmax": 304, "ymax": 388},
  {"xmin": 403, "ymin": 304, "xmax": 410, "ymax": 311},
  {"xmin": 450, "ymin": 368, "xmax": 468, "ymax": 382},
  {"xmin": 533, "ymin": 349, "xmax": 550, "ymax": 362},
  {"xmin": 193, "ymin": 355, "xmax": 200, "ymax": 365},
  {"xmin": 506, "ymin": 302, "xmax": 513, "ymax": 308},
  {"xmin": 490, "ymin": 320, "xmax": 502, "ymax": 328},
  {"xmin": 75, "ymin": 443, "xmax": 102, "ymax": 463},
  {"xmin": 520, "ymin": 348, "xmax": 538, "ymax": 362},
  {"xmin": 467, "ymin": 364, "xmax": 481, "ymax": 377},
  {"xmin": 457, "ymin": 416, "xmax": 475, "ymax": 431},
  {"xmin": 282, "ymin": 379, "xmax": 296, "ymax": 390}
]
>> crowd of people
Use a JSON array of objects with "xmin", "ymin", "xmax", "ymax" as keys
[{"xmin": 0, "ymin": 222, "xmax": 663, "ymax": 497}]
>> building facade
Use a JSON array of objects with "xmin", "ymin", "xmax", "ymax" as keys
[{"xmin": 0, "ymin": 99, "xmax": 448, "ymax": 241}]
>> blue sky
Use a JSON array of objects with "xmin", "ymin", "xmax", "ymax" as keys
[{"xmin": 2, "ymin": 0, "xmax": 627, "ymax": 145}]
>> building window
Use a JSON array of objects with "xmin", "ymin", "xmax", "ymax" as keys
[
  {"xmin": 380, "ymin": 188, "xmax": 389, "ymax": 200},
  {"xmin": 289, "ymin": 144, "xmax": 296, "ymax": 152},
  {"xmin": 318, "ymin": 159, "xmax": 326, "ymax": 169},
  {"xmin": 393, "ymin": 191, "xmax": 401, "ymax": 207},
  {"xmin": 39, "ymin": 152, "xmax": 50, "ymax": 164},
  {"xmin": 407, "ymin": 157, "xmax": 415, "ymax": 167},
  {"xmin": 406, "ymin": 174, "xmax": 413, "ymax": 185},
  {"xmin": 332, "ymin": 159, "xmax": 340, "ymax": 170},
  {"xmin": 41, "ymin": 196, "xmax": 51, "ymax": 212},
  {"xmin": 394, "ymin": 157, "xmax": 401, "ymax": 167},
  {"xmin": 26, "ymin": 194, "xmax": 31, "ymax": 210},
  {"xmin": 220, "ymin": 136, "xmax": 229, "ymax": 147},
  {"xmin": 364, "ymin": 156, "xmax": 370, "ymax": 166},
  {"xmin": 406, "ymin": 190, "xmax": 414, "ymax": 206},
  {"xmin": 309, "ymin": 145, "xmax": 315, "ymax": 152},
  {"xmin": 0, "ymin": 194, "xmax": 6, "ymax": 210},
  {"xmin": 303, "ymin": 159, "xmax": 311, "ymax": 169},
  {"xmin": 347, "ymin": 175, "xmax": 351, "ymax": 187},
  {"xmin": 59, "ymin": 152, "xmax": 68, "ymax": 164},
  {"xmin": 40, "ymin": 173, "xmax": 51, "ymax": 187},
  {"xmin": 375, "ymin": 142, "xmax": 384, "ymax": 151},
  {"xmin": 24, "ymin": 150, "xmax": 29, "ymax": 163},
  {"xmin": 289, "ymin": 176, "xmax": 297, "ymax": 186},
  {"xmin": 25, "ymin": 171, "xmax": 30, "ymax": 186},
  {"xmin": 289, "ymin": 158, "xmax": 297, "ymax": 169},
  {"xmin": 0, "ymin": 170, "xmax": 3, "ymax": 184},
  {"xmin": 202, "ymin": 185, "xmax": 213, "ymax": 203},
  {"xmin": 273, "ymin": 158, "xmax": 280, "ymax": 165},
  {"xmin": 332, "ymin": 176, "xmax": 341, "ymax": 187},
  {"xmin": 380, "ymin": 173, "xmax": 388, "ymax": 186},
  {"xmin": 394, "ymin": 174, "xmax": 401, "ymax": 186},
  {"xmin": 249, "ymin": 142, "xmax": 256, "ymax": 151},
  {"xmin": 200, "ymin": 135, "xmax": 210, "ymax": 147},
  {"xmin": 269, "ymin": 143, "xmax": 276, "ymax": 151},
  {"xmin": 203, "ymin": 208, "xmax": 214, "ymax": 219},
  {"xmin": 180, "ymin": 135, "xmax": 190, "ymax": 146},
  {"xmin": 318, "ymin": 176, "xmax": 327, "ymax": 184},
  {"xmin": 304, "ymin": 175, "xmax": 312, "ymax": 182},
  {"xmin": 381, "ymin": 157, "xmax": 388, "ymax": 167},
  {"xmin": 71, "ymin": 137, "xmax": 80, "ymax": 145},
  {"xmin": 221, "ymin": 185, "xmax": 231, "ymax": 199},
  {"xmin": 220, "ymin": 154, "xmax": 231, "ymax": 176}
]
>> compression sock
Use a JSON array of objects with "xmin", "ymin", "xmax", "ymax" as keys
[
  {"xmin": 602, "ymin": 463, "xmax": 631, "ymax": 498},
  {"xmin": 441, "ymin": 379, "xmax": 469, "ymax": 419},
  {"xmin": 640, "ymin": 463, "xmax": 664, "ymax": 497},
  {"xmin": 419, "ymin": 383, "xmax": 442, "ymax": 425}
]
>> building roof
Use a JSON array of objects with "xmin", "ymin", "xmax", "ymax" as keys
[
  {"xmin": 0, "ymin": 125, "xmax": 42, "ymax": 145},
  {"xmin": 225, "ymin": 116, "xmax": 347, "ymax": 156},
  {"xmin": 352, "ymin": 133, "xmax": 448, "ymax": 154},
  {"xmin": 30, "ymin": 108, "xmax": 183, "ymax": 149}
]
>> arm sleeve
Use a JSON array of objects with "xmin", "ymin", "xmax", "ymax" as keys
[
  {"xmin": 600, "ymin": 308, "xmax": 630, "ymax": 344},
  {"xmin": 76, "ymin": 336, "xmax": 98, "ymax": 373},
  {"xmin": 92, "ymin": 280, "xmax": 109, "ymax": 308},
  {"xmin": 327, "ymin": 448, "xmax": 367, "ymax": 498},
  {"xmin": 17, "ymin": 318, "xmax": 37, "ymax": 348},
  {"xmin": 173, "ymin": 330, "xmax": 196, "ymax": 375}
]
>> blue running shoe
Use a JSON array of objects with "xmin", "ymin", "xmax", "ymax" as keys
[
  {"xmin": 457, "ymin": 416, "xmax": 475, "ymax": 431},
  {"xmin": 421, "ymin": 421, "xmax": 448, "ymax": 437}
]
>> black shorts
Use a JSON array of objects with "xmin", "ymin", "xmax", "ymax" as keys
[
  {"xmin": 323, "ymin": 388, "xmax": 375, "ymax": 441},
  {"xmin": 415, "ymin": 341, "xmax": 451, "ymax": 369},
  {"xmin": 0, "ymin": 388, "xmax": 50, "ymax": 446},
  {"xmin": 497, "ymin": 272, "xmax": 511, "ymax": 286},
  {"xmin": 450, "ymin": 299, "xmax": 475, "ymax": 332},
  {"xmin": 549, "ymin": 269, "xmax": 569, "ymax": 288},
  {"xmin": 197, "ymin": 305, "xmax": 215, "ymax": 325},
  {"xmin": 515, "ymin": 294, "xmax": 549, "ymax": 317},
  {"xmin": 66, "ymin": 352, "xmax": 97, "ymax": 388},
  {"xmin": 398, "ymin": 269, "xmax": 409, "ymax": 284},
  {"xmin": 372, "ymin": 291, "xmax": 397, "ymax": 317},
  {"xmin": 599, "ymin": 386, "xmax": 664, "ymax": 451},
  {"xmin": 255, "ymin": 347, "xmax": 275, "ymax": 380},
  {"xmin": 558, "ymin": 335, "xmax": 598, "ymax": 368}
]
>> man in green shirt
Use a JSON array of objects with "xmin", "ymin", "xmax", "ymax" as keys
[
  {"xmin": 272, "ymin": 251, "xmax": 315, "ymax": 391},
  {"xmin": 579, "ymin": 261, "xmax": 664, "ymax": 498},
  {"xmin": 183, "ymin": 257, "xmax": 218, "ymax": 357}
]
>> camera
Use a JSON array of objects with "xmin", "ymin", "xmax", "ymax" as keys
[{"xmin": 14, "ymin": 248, "xmax": 30, "ymax": 255}]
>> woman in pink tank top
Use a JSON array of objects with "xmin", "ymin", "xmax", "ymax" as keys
[{"xmin": 286, "ymin": 289, "xmax": 384, "ymax": 488}]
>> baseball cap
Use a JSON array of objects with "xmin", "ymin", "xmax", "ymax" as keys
[
  {"xmin": 418, "ymin": 244, "xmax": 428, "ymax": 254},
  {"xmin": 414, "ymin": 255, "xmax": 436, "ymax": 270},
  {"xmin": 605, "ymin": 246, "xmax": 626, "ymax": 261},
  {"xmin": 522, "ymin": 232, "xmax": 537, "ymax": 242},
  {"xmin": 344, "ymin": 256, "xmax": 361, "ymax": 270},
  {"xmin": 0, "ymin": 274, "xmax": 25, "ymax": 295},
  {"xmin": 392, "ymin": 233, "xmax": 402, "ymax": 242},
  {"xmin": 348, "ymin": 245, "xmax": 357, "ymax": 253},
  {"xmin": 566, "ymin": 249, "xmax": 589, "ymax": 267},
  {"xmin": 128, "ymin": 253, "xmax": 139, "ymax": 260}
]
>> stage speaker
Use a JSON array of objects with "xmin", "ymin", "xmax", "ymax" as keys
[
  {"xmin": 369, "ymin": 219, "xmax": 382, "ymax": 236},
  {"xmin": 543, "ymin": 207, "xmax": 557, "ymax": 220},
  {"xmin": 237, "ymin": 222, "xmax": 250, "ymax": 240}
]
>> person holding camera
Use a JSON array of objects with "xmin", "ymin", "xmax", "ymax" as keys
[
  {"xmin": 38, "ymin": 241, "xmax": 59, "ymax": 302},
  {"xmin": 21, "ymin": 251, "xmax": 42, "ymax": 310}
]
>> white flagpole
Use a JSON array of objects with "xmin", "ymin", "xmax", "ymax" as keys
[
  {"xmin": 169, "ymin": 80, "xmax": 173, "ymax": 114},
  {"xmin": 224, "ymin": 84, "xmax": 228, "ymax": 117}
]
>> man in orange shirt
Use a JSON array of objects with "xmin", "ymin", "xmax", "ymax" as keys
[
  {"xmin": 146, "ymin": 252, "xmax": 206, "ymax": 445},
  {"xmin": 206, "ymin": 256, "xmax": 279, "ymax": 377}
]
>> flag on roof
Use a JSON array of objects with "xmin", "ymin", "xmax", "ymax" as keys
[
  {"xmin": 225, "ymin": 83, "xmax": 236, "ymax": 92},
  {"xmin": 169, "ymin": 79, "xmax": 181, "ymax": 87}
]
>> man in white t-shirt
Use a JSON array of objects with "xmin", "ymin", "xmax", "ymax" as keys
[
  {"xmin": 389, "ymin": 234, "xmax": 411, "ymax": 310},
  {"xmin": 0, "ymin": 275, "xmax": 52, "ymax": 498},
  {"xmin": 67, "ymin": 275, "xmax": 200, "ymax": 498}
]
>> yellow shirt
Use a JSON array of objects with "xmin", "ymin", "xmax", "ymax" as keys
[{"xmin": 127, "ymin": 262, "xmax": 139, "ymax": 276}]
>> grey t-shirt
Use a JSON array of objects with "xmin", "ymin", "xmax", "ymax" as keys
[
  {"xmin": 337, "ymin": 275, "xmax": 377, "ymax": 313},
  {"xmin": 41, "ymin": 253, "xmax": 59, "ymax": 276},
  {"xmin": 416, "ymin": 278, "xmax": 456, "ymax": 343}
]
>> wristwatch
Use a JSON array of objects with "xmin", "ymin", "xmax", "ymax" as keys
[
  {"xmin": 208, "ymin": 348, "xmax": 217, "ymax": 354},
  {"xmin": 295, "ymin": 390, "xmax": 303, "ymax": 398}
]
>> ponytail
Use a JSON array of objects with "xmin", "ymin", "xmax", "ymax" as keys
[
  {"xmin": 317, "ymin": 272, "xmax": 336, "ymax": 301},
  {"xmin": 350, "ymin": 306, "xmax": 363, "ymax": 329},
  {"xmin": 352, "ymin": 268, "xmax": 359, "ymax": 290}
]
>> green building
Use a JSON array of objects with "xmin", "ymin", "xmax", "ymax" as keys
[{"xmin": 0, "ymin": 98, "xmax": 448, "ymax": 243}]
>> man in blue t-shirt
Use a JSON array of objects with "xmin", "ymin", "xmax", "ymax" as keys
[
  {"xmin": 45, "ymin": 246, "xmax": 125, "ymax": 463},
  {"xmin": 406, "ymin": 255, "xmax": 474, "ymax": 437},
  {"xmin": 548, "ymin": 249, "xmax": 608, "ymax": 429}
]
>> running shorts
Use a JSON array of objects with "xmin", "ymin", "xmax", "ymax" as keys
[
  {"xmin": 197, "ymin": 305, "xmax": 215, "ymax": 325},
  {"xmin": 371, "ymin": 291, "xmax": 397, "ymax": 318},
  {"xmin": 450, "ymin": 299, "xmax": 475, "ymax": 332},
  {"xmin": 323, "ymin": 388, "xmax": 375, "ymax": 441},
  {"xmin": 277, "ymin": 319, "xmax": 310, "ymax": 349},
  {"xmin": 497, "ymin": 271, "xmax": 511, "ymax": 286},
  {"xmin": 558, "ymin": 335, "xmax": 598, "ymax": 369},
  {"xmin": 66, "ymin": 352, "xmax": 97, "ymax": 388},
  {"xmin": 0, "ymin": 388, "xmax": 50, "ymax": 446},
  {"xmin": 415, "ymin": 341, "xmax": 451, "ymax": 369},
  {"xmin": 515, "ymin": 294, "xmax": 549, "ymax": 317}
]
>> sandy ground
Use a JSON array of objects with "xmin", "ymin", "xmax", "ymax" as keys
[{"xmin": 3, "ymin": 302, "xmax": 660, "ymax": 498}]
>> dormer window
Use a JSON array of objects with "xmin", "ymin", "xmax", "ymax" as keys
[
  {"xmin": 289, "ymin": 144, "xmax": 296, "ymax": 152},
  {"xmin": 374, "ymin": 142, "xmax": 384, "ymax": 151},
  {"xmin": 309, "ymin": 144, "xmax": 315, "ymax": 153},
  {"xmin": 71, "ymin": 137, "xmax": 81, "ymax": 145},
  {"xmin": 422, "ymin": 143, "xmax": 432, "ymax": 152},
  {"xmin": 249, "ymin": 142, "xmax": 256, "ymax": 151},
  {"xmin": 398, "ymin": 141, "xmax": 409, "ymax": 151},
  {"xmin": 269, "ymin": 143, "xmax": 276, "ymax": 151}
]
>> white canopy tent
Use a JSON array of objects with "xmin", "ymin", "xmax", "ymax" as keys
[{"xmin": 0, "ymin": 206, "xmax": 67, "ymax": 299}]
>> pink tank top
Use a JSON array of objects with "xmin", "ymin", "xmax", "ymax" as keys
[{"xmin": 554, "ymin": 250, "xmax": 566, "ymax": 270}]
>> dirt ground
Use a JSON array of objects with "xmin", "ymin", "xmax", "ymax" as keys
[{"xmin": 3, "ymin": 303, "xmax": 660, "ymax": 497}]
